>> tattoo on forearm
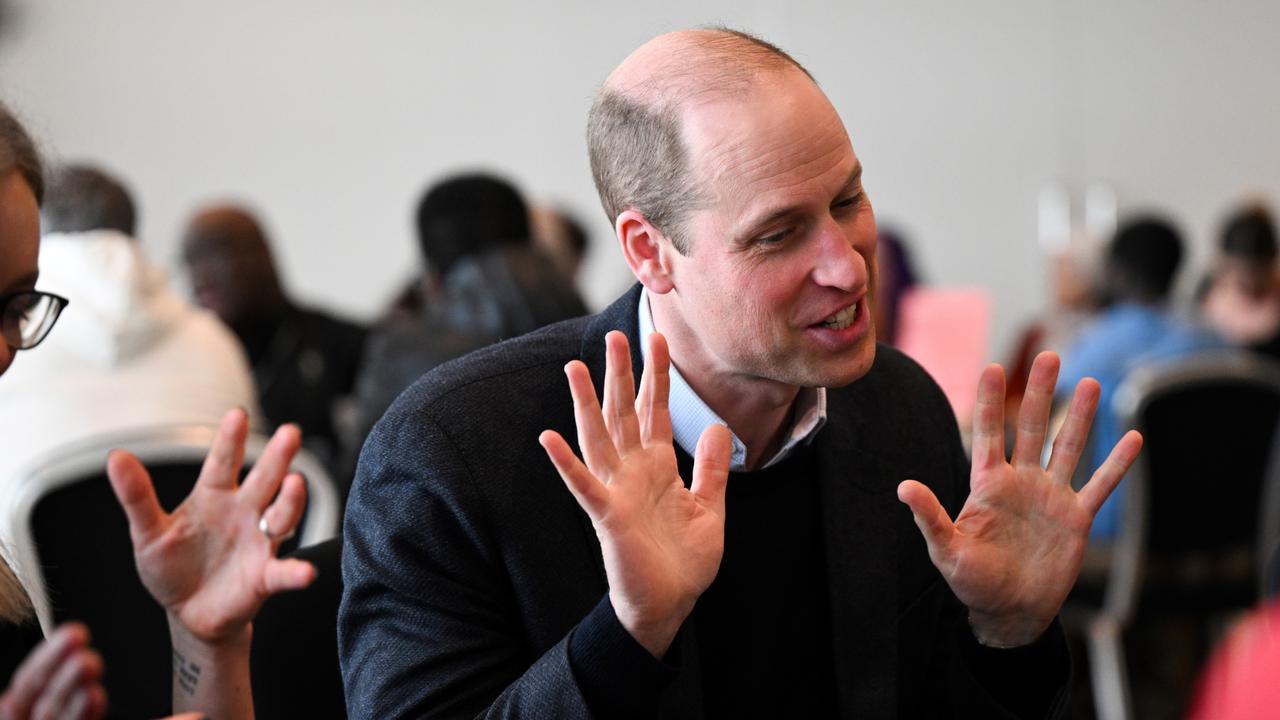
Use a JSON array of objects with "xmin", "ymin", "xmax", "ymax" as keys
[{"xmin": 173, "ymin": 648, "xmax": 202, "ymax": 696}]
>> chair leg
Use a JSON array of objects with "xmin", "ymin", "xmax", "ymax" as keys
[{"xmin": 1087, "ymin": 616, "xmax": 1133, "ymax": 720}]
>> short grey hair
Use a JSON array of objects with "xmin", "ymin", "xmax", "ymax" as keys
[{"xmin": 586, "ymin": 28, "xmax": 814, "ymax": 254}]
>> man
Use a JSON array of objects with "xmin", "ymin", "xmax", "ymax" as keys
[
  {"xmin": 0, "ymin": 165, "xmax": 259, "ymax": 563},
  {"xmin": 1057, "ymin": 216, "xmax": 1221, "ymax": 540},
  {"xmin": 181, "ymin": 205, "xmax": 367, "ymax": 473},
  {"xmin": 340, "ymin": 29, "xmax": 1139, "ymax": 718}
]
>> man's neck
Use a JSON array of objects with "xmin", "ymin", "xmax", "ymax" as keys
[{"xmin": 650, "ymin": 292, "xmax": 800, "ymax": 471}]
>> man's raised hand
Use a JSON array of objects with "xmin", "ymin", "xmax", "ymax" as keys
[
  {"xmin": 539, "ymin": 331, "xmax": 731, "ymax": 658},
  {"xmin": 897, "ymin": 352, "xmax": 1143, "ymax": 647}
]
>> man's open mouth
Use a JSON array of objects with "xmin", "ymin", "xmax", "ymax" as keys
[{"xmin": 820, "ymin": 302, "xmax": 858, "ymax": 330}]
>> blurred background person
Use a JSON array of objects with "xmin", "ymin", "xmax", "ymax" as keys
[
  {"xmin": 530, "ymin": 204, "xmax": 591, "ymax": 285},
  {"xmin": 181, "ymin": 204, "xmax": 367, "ymax": 475},
  {"xmin": 1199, "ymin": 202, "xmax": 1280, "ymax": 360},
  {"xmin": 0, "ymin": 165, "xmax": 258, "ymax": 571},
  {"xmin": 871, "ymin": 226, "xmax": 920, "ymax": 348},
  {"xmin": 349, "ymin": 173, "xmax": 587, "ymax": 475},
  {"xmin": 1006, "ymin": 230, "xmax": 1105, "ymax": 438},
  {"xmin": 1056, "ymin": 215, "xmax": 1223, "ymax": 542}
]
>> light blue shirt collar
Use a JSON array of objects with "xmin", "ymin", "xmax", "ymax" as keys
[{"xmin": 637, "ymin": 289, "xmax": 827, "ymax": 472}]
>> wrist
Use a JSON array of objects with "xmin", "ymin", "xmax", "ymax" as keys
[
  {"xmin": 967, "ymin": 610, "xmax": 1050, "ymax": 649},
  {"xmin": 167, "ymin": 611, "xmax": 253, "ymax": 658},
  {"xmin": 610, "ymin": 592, "xmax": 693, "ymax": 659}
]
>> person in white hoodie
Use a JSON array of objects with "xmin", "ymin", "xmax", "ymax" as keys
[{"xmin": 0, "ymin": 164, "xmax": 260, "ymax": 554}]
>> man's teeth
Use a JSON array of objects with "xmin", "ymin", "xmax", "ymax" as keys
[{"xmin": 822, "ymin": 303, "xmax": 859, "ymax": 330}]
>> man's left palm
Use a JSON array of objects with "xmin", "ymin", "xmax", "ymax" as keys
[{"xmin": 898, "ymin": 352, "xmax": 1142, "ymax": 647}]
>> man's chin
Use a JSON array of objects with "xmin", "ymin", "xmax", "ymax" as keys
[{"xmin": 792, "ymin": 342, "xmax": 877, "ymax": 389}]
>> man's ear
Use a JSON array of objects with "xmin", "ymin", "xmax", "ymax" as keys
[{"xmin": 616, "ymin": 209, "xmax": 676, "ymax": 294}]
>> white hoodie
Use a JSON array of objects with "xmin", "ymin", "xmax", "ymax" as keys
[{"xmin": 0, "ymin": 230, "xmax": 260, "ymax": 559}]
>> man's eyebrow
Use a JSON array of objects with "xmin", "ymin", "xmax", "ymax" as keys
[
  {"xmin": 844, "ymin": 162, "xmax": 864, "ymax": 193},
  {"xmin": 736, "ymin": 162, "xmax": 865, "ymax": 242}
]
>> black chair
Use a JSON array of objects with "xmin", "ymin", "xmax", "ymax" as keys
[
  {"xmin": 1083, "ymin": 350, "xmax": 1280, "ymax": 720},
  {"xmin": 1260, "ymin": 423, "xmax": 1280, "ymax": 601},
  {"xmin": 251, "ymin": 535, "xmax": 346, "ymax": 719},
  {"xmin": 6, "ymin": 425, "xmax": 340, "ymax": 719},
  {"xmin": 1266, "ymin": 540, "xmax": 1280, "ymax": 600}
]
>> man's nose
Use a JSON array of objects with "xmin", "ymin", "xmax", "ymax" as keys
[{"xmin": 809, "ymin": 219, "xmax": 867, "ymax": 292}]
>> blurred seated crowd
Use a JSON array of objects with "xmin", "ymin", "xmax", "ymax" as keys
[
  {"xmin": 0, "ymin": 102, "xmax": 593, "ymax": 717},
  {"xmin": 3, "ymin": 54, "xmax": 1280, "ymax": 717}
]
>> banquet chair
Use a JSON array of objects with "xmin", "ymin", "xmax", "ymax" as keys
[
  {"xmin": 251, "ymin": 535, "xmax": 346, "ymax": 719},
  {"xmin": 1084, "ymin": 350, "xmax": 1280, "ymax": 720},
  {"xmin": 6, "ymin": 424, "xmax": 340, "ymax": 719}
]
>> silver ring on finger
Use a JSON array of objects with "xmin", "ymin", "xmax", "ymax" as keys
[{"xmin": 258, "ymin": 514, "xmax": 297, "ymax": 542}]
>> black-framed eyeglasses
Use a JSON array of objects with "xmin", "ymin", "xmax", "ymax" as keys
[{"xmin": 1, "ymin": 291, "xmax": 69, "ymax": 350}]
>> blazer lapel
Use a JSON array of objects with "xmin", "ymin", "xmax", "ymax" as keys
[
  {"xmin": 816, "ymin": 399, "xmax": 902, "ymax": 718},
  {"xmin": 580, "ymin": 283, "xmax": 645, "ymax": 391}
]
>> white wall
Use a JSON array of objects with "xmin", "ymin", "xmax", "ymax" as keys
[{"xmin": 2, "ymin": 0, "xmax": 1277, "ymax": 361}]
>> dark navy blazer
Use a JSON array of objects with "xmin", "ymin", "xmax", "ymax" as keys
[{"xmin": 339, "ymin": 284, "xmax": 1069, "ymax": 719}]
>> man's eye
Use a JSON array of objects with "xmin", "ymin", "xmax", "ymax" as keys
[
  {"xmin": 757, "ymin": 230, "xmax": 790, "ymax": 246},
  {"xmin": 833, "ymin": 192, "xmax": 864, "ymax": 211}
]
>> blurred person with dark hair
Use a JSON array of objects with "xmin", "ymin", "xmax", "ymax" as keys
[
  {"xmin": 0, "ymin": 165, "xmax": 259, "ymax": 571},
  {"xmin": 872, "ymin": 226, "xmax": 919, "ymax": 347},
  {"xmin": 1200, "ymin": 203, "xmax": 1280, "ymax": 358},
  {"xmin": 384, "ymin": 173, "xmax": 533, "ymax": 319},
  {"xmin": 349, "ymin": 173, "xmax": 587, "ymax": 461},
  {"xmin": 182, "ymin": 204, "xmax": 367, "ymax": 473},
  {"xmin": 531, "ymin": 204, "xmax": 592, "ymax": 283},
  {"xmin": 1057, "ymin": 215, "xmax": 1222, "ymax": 540}
]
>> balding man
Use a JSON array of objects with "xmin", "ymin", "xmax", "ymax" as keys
[
  {"xmin": 182, "ymin": 205, "xmax": 367, "ymax": 475},
  {"xmin": 340, "ymin": 29, "xmax": 1138, "ymax": 718}
]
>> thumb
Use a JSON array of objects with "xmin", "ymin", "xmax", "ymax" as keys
[
  {"xmin": 106, "ymin": 450, "xmax": 167, "ymax": 543},
  {"xmin": 897, "ymin": 480, "xmax": 957, "ymax": 563},
  {"xmin": 690, "ymin": 424, "xmax": 732, "ymax": 513}
]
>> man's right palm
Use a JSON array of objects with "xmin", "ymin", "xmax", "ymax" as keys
[{"xmin": 540, "ymin": 331, "xmax": 731, "ymax": 657}]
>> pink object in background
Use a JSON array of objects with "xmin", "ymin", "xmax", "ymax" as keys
[
  {"xmin": 893, "ymin": 287, "xmax": 992, "ymax": 426},
  {"xmin": 1187, "ymin": 600, "xmax": 1280, "ymax": 720}
]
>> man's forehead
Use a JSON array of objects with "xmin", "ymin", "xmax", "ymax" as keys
[
  {"xmin": 607, "ymin": 29, "xmax": 808, "ymax": 107},
  {"xmin": 680, "ymin": 76, "xmax": 853, "ymax": 202}
]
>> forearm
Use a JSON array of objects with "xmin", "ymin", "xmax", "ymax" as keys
[
  {"xmin": 569, "ymin": 595, "xmax": 680, "ymax": 720},
  {"xmin": 168, "ymin": 615, "xmax": 255, "ymax": 720},
  {"xmin": 958, "ymin": 617, "xmax": 1071, "ymax": 719}
]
